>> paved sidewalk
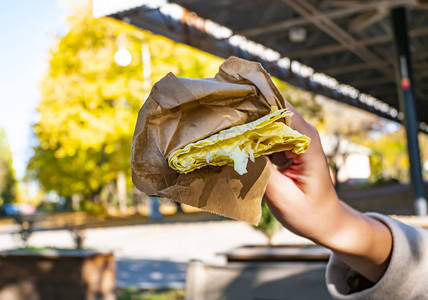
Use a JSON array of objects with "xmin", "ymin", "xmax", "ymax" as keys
[{"xmin": 0, "ymin": 220, "xmax": 311, "ymax": 288}]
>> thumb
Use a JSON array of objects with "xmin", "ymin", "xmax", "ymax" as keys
[{"xmin": 265, "ymin": 157, "xmax": 296, "ymax": 198}]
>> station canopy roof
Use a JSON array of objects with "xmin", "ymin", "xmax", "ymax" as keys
[{"xmin": 93, "ymin": 0, "xmax": 428, "ymax": 132}]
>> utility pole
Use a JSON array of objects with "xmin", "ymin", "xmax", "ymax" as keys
[{"xmin": 391, "ymin": 7, "xmax": 427, "ymax": 215}]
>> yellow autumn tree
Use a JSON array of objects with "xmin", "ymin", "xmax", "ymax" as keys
[
  {"xmin": 27, "ymin": 1, "xmax": 323, "ymax": 215},
  {"xmin": 0, "ymin": 129, "xmax": 17, "ymax": 206},
  {"xmin": 27, "ymin": 1, "xmax": 223, "ymax": 211},
  {"xmin": 364, "ymin": 128, "xmax": 411, "ymax": 182}
]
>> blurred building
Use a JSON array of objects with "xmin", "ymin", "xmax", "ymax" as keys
[{"xmin": 321, "ymin": 135, "xmax": 371, "ymax": 183}]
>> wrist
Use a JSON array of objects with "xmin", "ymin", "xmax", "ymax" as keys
[
  {"xmin": 308, "ymin": 198, "xmax": 353, "ymax": 249},
  {"xmin": 317, "ymin": 202, "xmax": 392, "ymax": 264},
  {"xmin": 316, "ymin": 203, "xmax": 375, "ymax": 253},
  {"xmin": 318, "ymin": 203, "xmax": 393, "ymax": 282}
]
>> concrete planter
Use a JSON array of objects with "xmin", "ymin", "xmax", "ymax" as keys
[
  {"xmin": 186, "ymin": 245, "xmax": 332, "ymax": 300},
  {"xmin": 221, "ymin": 244, "xmax": 331, "ymax": 262},
  {"xmin": 0, "ymin": 249, "xmax": 115, "ymax": 300}
]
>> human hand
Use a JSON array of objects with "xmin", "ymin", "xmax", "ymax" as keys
[
  {"xmin": 264, "ymin": 103, "xmax": 340, "ymax": 244},
  {"xmin": 264, "ymin": 102, "xmax": 392, "ymax": 283}
]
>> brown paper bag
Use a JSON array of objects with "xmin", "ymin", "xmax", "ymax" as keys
[{"xmin": 131, "ymin": 57, "xmax": 288, "ymax": 225}]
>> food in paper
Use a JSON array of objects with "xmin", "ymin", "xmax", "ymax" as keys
[
  {"xmin": 131, "ymin": 56, "xmax": 310, "ymax": 225},
  {"xmin": 168, "ymin": 107, "xmax": 311, "ymax": 175}
]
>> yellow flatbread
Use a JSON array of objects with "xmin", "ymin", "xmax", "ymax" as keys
[{"xmin": 168, "ymin": 108, "xmax": 311, "ymax": 175}]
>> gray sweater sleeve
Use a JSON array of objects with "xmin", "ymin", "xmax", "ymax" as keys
[{"xmin": 326, "ymin": 213, "xmax": 428, "ymax": 299}]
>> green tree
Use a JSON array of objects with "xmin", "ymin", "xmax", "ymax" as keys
[
  {"xmin": 420, "ymin": 133, "xmax": 428, "ymax": 180},
  {"xmin": 364, "ymin": 128, "xmax": 410, "ymax": 182},
  {"xmin": 254, "ymin": 198, "xmax": 281, "ymax": 244},
  {"xmin": 273, "ymin": 79, "xmax": 324, "ymax": 126},
  {"xmin": 0, "ymin": 129, "xmax": 17, "ymax": 205},
  {"xmin": 27, "ymin": 1, "xmax": 222, "ymax": 211}
]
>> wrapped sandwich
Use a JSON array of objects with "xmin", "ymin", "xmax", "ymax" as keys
[
  {"xmin": 131, "ymin": 57, "xmax": 310, "ymax": 225},
  {"xmin": 168, "ymin": 107, "xmax": 309, "ymax": 175}
]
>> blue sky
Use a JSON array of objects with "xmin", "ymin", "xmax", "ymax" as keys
[{"xmin": 0, "ymin": 0, "xmax": 69, "ymax": 179}]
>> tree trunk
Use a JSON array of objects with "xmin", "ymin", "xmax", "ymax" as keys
[
  {"xmin": 132, "ymin": 188, "xmax": 143, "ymax": 215},
  {"xmin": 268, "ymin": 234, "xmax": 276, "ymax": 246},
  {"xmin": 333, "ymin": 164, "xmax": 340, "ymax": 192},
  {"xmin": 104, "ymin": 181, "xmax": 115, "ymax": 214},
  {"xmin": 117, "ymin": 171, "xmax": 127, "ymax": 213},
  {"xmin": 71, "ymin": 194, "xmax": 81, "ymax": 211}
]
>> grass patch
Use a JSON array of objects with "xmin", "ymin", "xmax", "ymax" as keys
[{"xmin": 117, "ymin": 288, "xmax": 185, "ymax": 300}]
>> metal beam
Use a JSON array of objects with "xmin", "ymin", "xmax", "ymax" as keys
[
  {"xmin": 321, "ymin": 62, "xmax": 380, "ymax": 76},
  {"xmin": 323, "ymin": 1, "xmax": 362, "ymax": 9},
  {"xmin": 113, "ymin": 6, "xmax": 404, "ymax": 123},
  {"xmin": 236, "ymin": 8, "xmax": 356, "ymax": 37},
  {"xmin": 349, "ymin": 77, "xmax": 394, "ymax": 87},
  {"xmin": 173, "ymin": 0, "xmax": 204, "ymax": 4},
  {"xmin": 414, "ymin": 62, "xmax": 428, "ymax": 72},
  {"xmin": 259, "ymin": 1, "xmax": 281, "ymax": 26},
  {"xmin": 414, "ymin": 51, "xmax": 428, "ymax": 61},
  {"xmin": 416, "ymin": 68, "xmax": 428, "ymax": 79},
  {"xmin": 286, "ymin": 26, "xmax": 428, "ymax": 59},
  {"xmin": 281, "ymin": 0, "xmax": 396, "ymax": 81},
  {"xmin": 392, "ymin": 6, "xmax": 427, "ymax": 215},
  {"xmin": 280, "ymin": 0, "xmax": 428, "ymax": 126},
  {"xmin": 236, "ymin": 0, "xmax": 415, "ymax": 38},
  {"xmin": 284, "ymin": 0, "xmax": 428, "ymax": 115},
  {"xmin": 110, "ymin": 3, "xmax": 428, "ymax": 133},
  {"xmin": 415, "ymin": 3, "xmax": 428, "ymax": 9},
  {"xmin": 349, "ymin": 8, "xmax": 388, "ymax": 32},
  {"xmin": 320, "ymin": 58, "xmax": 428, "ymax": 76},
  {"xmin": 205, "ymin": 0, "xmax": 266, "ymax": 19},
  {"xmin": 280, "ymin": 1, "xmax": 428, "ymax": 104}
]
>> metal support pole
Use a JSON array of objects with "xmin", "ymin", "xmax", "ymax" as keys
[{"xmin": 391, "ymin": 7, "xmax": 427, "ymax": 215}]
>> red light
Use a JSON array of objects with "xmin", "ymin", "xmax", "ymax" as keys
[{"xmin": 401, "ymin": 78, "xmax": 410, "ymax": 90}]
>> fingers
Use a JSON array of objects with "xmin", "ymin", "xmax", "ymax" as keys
[
  {"xmin": 265, "ymin": 158, "xmax": 281, "ymax": 191},
  {"xmin": 282, "ymin": 99, "xmax": 310, "ymax": 133},
  {"xmin": 282, "ymin": 99, "xmax": 320, "ymax": 141},
  {"xmin": 266, "ymin": 156, "xmax": 282, "ymax": 179},
  {"xmin": 268, "ymin": 151, "xmax": 297, "ymax": 172},
  {"xmin": 266, "ymin": 156, "xmax": 294, "ymax": 184},
  {"xmin": 265, "ymin": 157, "xmax": 298, "ymax": 202},
  {"xmin": 268, "ymin": 152, "xmax": 289, "ymax": 168}
]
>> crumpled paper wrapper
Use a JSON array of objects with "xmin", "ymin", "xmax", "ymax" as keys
[{"xmin": 131, "ymin": 56, "xmax": 288, "ymax": 225}]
